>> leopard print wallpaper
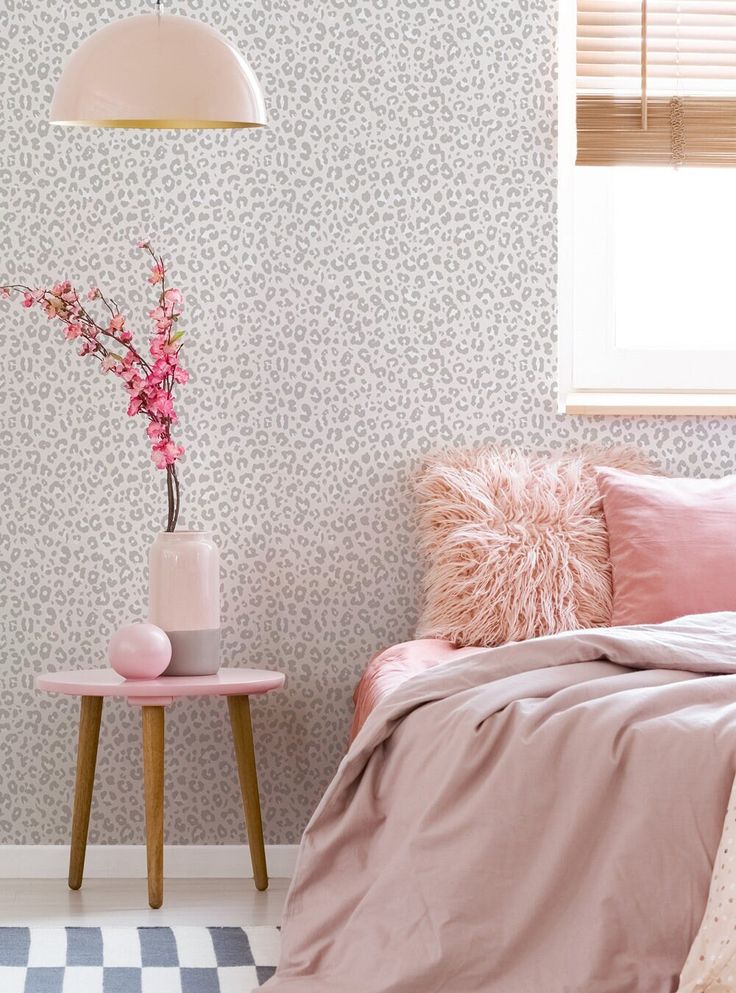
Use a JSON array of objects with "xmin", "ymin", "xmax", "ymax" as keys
[{"xmin": 1, "ymin": 0, "xmax": 734, "ymax": 846}]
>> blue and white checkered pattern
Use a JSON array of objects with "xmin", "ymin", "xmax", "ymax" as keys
[{"xmin": 0, "ymin": 926, "xmax": 279, "ymax": 992}]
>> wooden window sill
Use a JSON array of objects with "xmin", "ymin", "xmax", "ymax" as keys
[{"xmin": 564, "ymin": 392, "xmax": 736, "ymax": 416}]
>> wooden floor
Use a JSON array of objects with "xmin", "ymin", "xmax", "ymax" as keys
[{"xmin": 0, "ymin": 878, "xmax": 289, "ymax": 927}]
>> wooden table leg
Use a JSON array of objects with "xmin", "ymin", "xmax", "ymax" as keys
[
  {"xmin": 142, "ymin": 706, "xmax": 165, "ymax": 909},
  {"xmin": 68, "ymin": 696, "xmax": 103, "ymax": 891},
  {"xmin": 228, "ymin": 696, "xmax": 268, "ymax": 890}
]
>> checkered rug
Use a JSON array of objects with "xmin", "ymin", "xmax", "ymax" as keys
[{"xmin": 0, "ymin": 926, "xmax": 280, "ymax": 992}]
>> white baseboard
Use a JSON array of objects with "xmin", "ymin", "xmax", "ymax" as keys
[{"xmin": 0, "ymin": 845, "xmax": 298, "ymax": 879}]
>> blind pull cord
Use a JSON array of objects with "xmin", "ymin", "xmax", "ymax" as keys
[
  {"xmin": 641, "ymin": 0, "xmax": 648, "ymax": 130},
  {"xmin": 670, "ymin": 3, "xmax": 684, "ymax": 167}
]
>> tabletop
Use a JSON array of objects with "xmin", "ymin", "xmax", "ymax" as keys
[{"xmin": 36, "ymin": 667, "xmax": 285, "ymax": 701}]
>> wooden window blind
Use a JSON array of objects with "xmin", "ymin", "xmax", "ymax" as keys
[{"xmin": 577, "ymin": 1, "xmax": 736, "ymax": 165}]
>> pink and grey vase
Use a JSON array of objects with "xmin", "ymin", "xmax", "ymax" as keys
[{"xmin": 148, "ymin": 531, "xmax": 221, "ymax": 676}]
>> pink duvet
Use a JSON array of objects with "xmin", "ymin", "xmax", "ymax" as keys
[{"xmin": 264, "ymin": 613, "xmax": 736, "ymax": 993}]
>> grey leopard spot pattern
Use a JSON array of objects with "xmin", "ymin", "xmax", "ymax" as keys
[{"xmin": 1, "ymin": 0, "xmax": 734, "ymax": 845}]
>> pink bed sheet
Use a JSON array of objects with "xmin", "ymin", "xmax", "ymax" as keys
[{"xmin": 350, "ymin": 638, "xmax": 486, "ymax": 742}]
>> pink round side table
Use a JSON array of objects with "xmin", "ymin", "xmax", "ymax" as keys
[{"xmin": 36, "ymin": 667, "xmax": 285, "ymax": 909}]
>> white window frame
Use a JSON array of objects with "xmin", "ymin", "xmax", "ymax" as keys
[{"xmin": 557, "ymin": 0, "xmax": 736, "ymax": 415}]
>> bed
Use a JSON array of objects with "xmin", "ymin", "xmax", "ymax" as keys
[{"xmin": 262, "ymin": 452, "xmax": 736, "ymax": 993}]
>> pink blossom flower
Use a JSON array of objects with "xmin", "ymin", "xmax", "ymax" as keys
[
  {"xmin": 122, "ymin": 351, "xmax": 139, "ymax": 369},
  {"xmin": 52, "ymin": 281, "xmax": 75, "ymax": 303},
  {"xmin": 147, "ymin": 288, "xmax": 182, "ymax": 327},
  {"xmin": 149, "ymin": 335, "xmax": 178, "ymax": 360},
  {"xmin": 121, "ymin": 364, "xmax": 145, "ymax": 391},
  {"xmin": 123, "ymin": 373, "xmax": 145, "ymax": 396},
  {"xmin": 127, "ymin": 396, "xmax": 143, "ymax": 416},
  {"xmin": 100, "ymin": 355, "xmax": 120, "ymax": 374},
  {"xmin": 152, "ymin": 440, "xmax": 185, "ymax": 469},
  {"xmin": 22, "ymin": 293, "xmax": 34, "ymax": 308},
  {"xmin": 87, "ymin": 287, "xmax": 99, "ymax": 301},
  {"xmin": 148, "ymin": 388, "xmax": 176, "ymax": 419},
  {"xmin": 137, "ymin": 240, "xmax": 150, "ymax": 249},
  {"xmin": 0, "ymin": 287, "xmax": 10, "ymax": 300},
  {"xmin": 63, "ymin": 323, "xmax": 83, "ymax": 341},
  {"xmin": 147, "ymin": 420, "xmax": 166, "ymax": 440},
  {"xmin": 148, "ymin": 262, "xmax": 165, "ymax": 285},
  {"xmin": 163, "ymin": 287, "xmax": 183, "ymax": 315},
  {"xmin": 107, "ymin": 313, "xmax": 132, "ymax": 343},
  {"xmin": 79, "ymin": 339, "xmax": 97, "ymax": 356},
  {"xmin": 153, "ymin": 333, "xmax": 181, "ymax": 358},
  {"xmin": 146, "ymin": 358, "xmax": 171, "ymax": 387},
  {"xmin": 148, "ymin": 305, "xmax": 173, "ymax": 333},
  {"xmin": 173, "ymin": 365, "xmax": 189, "ymax": 384}
]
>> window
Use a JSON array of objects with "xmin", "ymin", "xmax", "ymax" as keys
[{"xmin": 559, "ymin": 1, "xmax": 736, "ymax": 413}]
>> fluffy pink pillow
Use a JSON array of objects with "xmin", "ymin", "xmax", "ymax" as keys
[
  {"xmin": 597, "ymin": 467, "xmax": 736, "ymax": 626},
  {"xmin": 415, "ymin": 446, "xmax": 650, "ymax": 648}
]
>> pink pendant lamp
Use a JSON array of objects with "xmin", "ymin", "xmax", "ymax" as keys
[{"xmin": 50, "ymin": 3, "xmax": 266, "ymax": 130}]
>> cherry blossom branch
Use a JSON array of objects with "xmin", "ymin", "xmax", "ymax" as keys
[{"xmin": 0, "ymin": 240, "xmax": 188, "ymax": 532}]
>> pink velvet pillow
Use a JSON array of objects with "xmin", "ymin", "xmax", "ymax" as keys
[
  {"xmin": 414, "ymin": 445, "xmax": 650, "ymax": 647},
  {"xmin": 596, "ymin": 467, "xmax": 736, "ymax": 626}
]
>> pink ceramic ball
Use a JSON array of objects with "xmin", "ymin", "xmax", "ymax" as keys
[{"xmin": 108, "ymin": 623, "xmax": 172, "ymax": 680}]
